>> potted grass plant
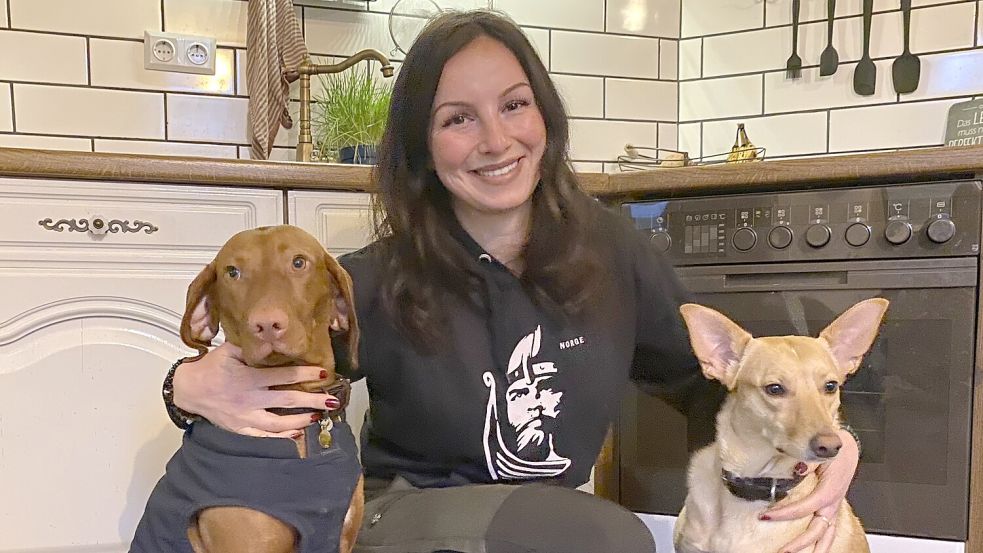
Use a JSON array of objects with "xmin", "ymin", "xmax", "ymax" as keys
[{"xmin": 311, "ymin": 64, "xmax": 392, "ymax": 164}]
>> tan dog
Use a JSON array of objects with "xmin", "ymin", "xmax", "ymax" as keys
[
  {"xmin": 179, "ymin": 225, "xmax": 363, "ymax": 553},
  {"xmin": 673, "ymin": 298, "xmax": 887, "ymax": 553}
]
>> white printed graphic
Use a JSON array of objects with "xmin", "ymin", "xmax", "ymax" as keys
[{"xmin": 482, "ymin": 325, "xmax": 571, "ymax": 480}]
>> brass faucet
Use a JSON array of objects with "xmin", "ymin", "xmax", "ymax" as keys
[{"xmin": 289, "ymin": 49, "xmax": 395, "ymax": 163}]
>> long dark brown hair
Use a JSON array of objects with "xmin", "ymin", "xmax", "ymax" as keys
[{"xmin": 372, "ymin": 10, "xmax": 603, "ymax": 348}]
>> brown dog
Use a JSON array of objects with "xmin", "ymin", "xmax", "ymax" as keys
[
  {"xmin": 673, "ymin": 298, "xmax": 887, "ymax": 553},
  {"xmin": 140, "ymin": 225, "xmax": 364, "ymax": 553}
]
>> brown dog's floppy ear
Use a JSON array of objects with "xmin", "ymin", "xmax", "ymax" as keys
[
  {"xmin": 180, "ymin": 262, "xmax": 219, "ymax": 357},
  {"xmin": 819, "ymin": 298, "xmax": 889, "ymax": 379},
  {"xmin": 679, "ymin": 304, "xmax": 752, "ymax": 389},
  {"xmin": 323, "ymin": 254, "xmax": 359, "ymax": 370}
]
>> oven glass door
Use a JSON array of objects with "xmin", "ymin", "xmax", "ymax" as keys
[{"xmin": 619, "ymin": 258, "xmax": 976, "ymax": 541}]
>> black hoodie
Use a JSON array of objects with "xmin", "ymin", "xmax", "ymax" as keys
[{"xmin": 337, "ymin": 200, "xmax": 711, "ymax": 489}]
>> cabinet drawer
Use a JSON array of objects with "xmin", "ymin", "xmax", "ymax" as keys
[{"xmin": 0, "ymin": 178, "xmax": 283, "ymax": 264}]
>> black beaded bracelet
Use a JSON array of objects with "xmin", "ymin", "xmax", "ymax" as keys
[
  {"xmin": 840, "ymin": 422, "xmax": 863, "ymax": 459},
  {"xmin": 163, "ymin": 357, "xmax": 200, "ymax": 430}
]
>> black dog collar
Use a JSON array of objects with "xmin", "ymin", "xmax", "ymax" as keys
[{"xmin": 721, "ymin": 469, "xmax": 806, "ymax": 503}]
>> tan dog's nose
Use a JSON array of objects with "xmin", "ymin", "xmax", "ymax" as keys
[
  {"xmin": 249, "ymin": 308, "xmax": 289, "ymax": 342},
  {"xmin": 809, "ymin": 432, "xmax": 843, "ymax": 458}
]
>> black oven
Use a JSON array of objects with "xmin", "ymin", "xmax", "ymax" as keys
[{"xmin": 620, "ymin": 180, "xmax": 981, "ymax": 541}]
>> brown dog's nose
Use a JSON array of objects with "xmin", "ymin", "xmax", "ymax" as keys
[
  {"xmin": 249, "ymin": 308, "xmax": 289, "ymax": 342},
  {"xmin": 809, "ymin": 432, "xmax": 843, "ymax": 458}
]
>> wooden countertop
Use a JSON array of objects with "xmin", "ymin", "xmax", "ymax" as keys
[
  {"xmin": 0, "ymin": 147, "xmax": 611, "ymax": 194},
  {"xmin": 2, "ymin": 144, "xmax": 983, "ymax": 197},
  {"xmin": 602, "ymin": 144, "xmax": 983, "ymax": 199}
]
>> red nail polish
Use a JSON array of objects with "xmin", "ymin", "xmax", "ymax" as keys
[
  {"xmin": 759, "ymin": 514, "xmax": 771, "ymax": 521},
  {"xmin": 319, "ymin": 370, "xmax": 328, "ymax": 379},
  {"xmin": 325, "ymin": 398, "xmax": 340, "ymax": 409},
  {"xmin": 311, "ymin": 413, "xmax": 322, "ymax": 422},
  {"xmin": 291, "ymin": 432, "xmax": 302, "ymax": 439}
]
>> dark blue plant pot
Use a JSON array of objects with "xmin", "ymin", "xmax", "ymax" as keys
[{"xmin": 339, "ymin": 145, "xmax": 377, "ymax": 165}]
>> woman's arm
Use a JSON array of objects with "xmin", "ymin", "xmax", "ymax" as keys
[
  {"xmin": 761, "ymin": 428, "xmax": 861, "ymax": 553},
  {"xmin": 170, "ymin": 342, "xmax": 336, "ymax": 438}
]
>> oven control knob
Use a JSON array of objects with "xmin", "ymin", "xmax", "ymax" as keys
[
  {"xmin": 885, "ymin": 220, "xmax": 913, "ymax": 245},
  {"xmin": 805, "ymin": 224, "xmax": 831, "ymax": 248},
  {"xmin": 768, "ymin": 226, "xmax": 793, "ymax": 249},
  {"xmin": 732, "ymin": 227, "xmax": 757, "ymax": 251},
  {"xmin": 650, "ymin": 231, "xmax": 672, "ymax": 252},
  {"xmin": 927, "ymin": 218, "xmax": 956, "ymax": 244},
  {"xmin": 845, "ymin": 223, "xmax": 871, "ymax": 247}
]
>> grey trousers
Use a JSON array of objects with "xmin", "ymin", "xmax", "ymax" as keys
[{"xmin": 352, "ymin": 477, "xmax": 656, "ymax": 553}]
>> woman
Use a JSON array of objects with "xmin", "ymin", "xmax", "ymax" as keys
[{"xmin": 170, "ymin": 10, "xmax": 859, "ymax": 553}]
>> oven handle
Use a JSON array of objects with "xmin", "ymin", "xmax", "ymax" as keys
[{"xmin": 677, "ymin": 257, "xmax": 978, "ymax": 293}]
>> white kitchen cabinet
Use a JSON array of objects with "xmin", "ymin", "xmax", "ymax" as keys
[
  {"xmin": 287, "ymin": 190, "xmax": 375, "ymax": 456},
  {"xmin": 0, "ymin": 178, "xmax": 282, "ymax": 552}
]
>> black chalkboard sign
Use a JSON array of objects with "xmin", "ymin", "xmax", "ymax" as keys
[{"xmin": 944, "ymin": 99, "xmax": 983, "ymax": 147}]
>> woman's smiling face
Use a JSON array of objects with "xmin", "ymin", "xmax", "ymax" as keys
[{"xmin": 428, "ymin": 35, "xmax": 547, "ymax": 217}]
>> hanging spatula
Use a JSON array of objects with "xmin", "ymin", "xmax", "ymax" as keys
[
  {"xmin": 892, "ymin": 0, "xmax": 921, "ymax": 93},
  {"xmin": 785, "ymin": 0, "xmax": 803, "ymax": 79},
  {"xmin": 819, "ymin": 0, "xmax": 839, "ymax": 76},
  {"xmin": 854, "ymin": 0, "xmax": 876, "ymax": 95}
]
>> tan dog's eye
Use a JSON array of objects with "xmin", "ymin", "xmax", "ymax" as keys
[
  {"xmin": 823, "ymin": 380, "xmax": 839, "ymax": 394},
  {"xmin": 226, "ymin": 266, "xmax": 241, "ymax": 280},
  {"xmin": 292, "ymin": 256, "xmax": 307, "ymax": 270},
  {"xmin": 764, "ymin": 383, "xmax": 786, "ymax": 397}
]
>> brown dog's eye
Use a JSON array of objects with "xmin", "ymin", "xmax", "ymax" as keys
[
  {"xmin": 226, "ymin": 266, "xmax": 241, "ymax": 280},
  {"xmin": 823, "ymin": 381, "xmax": 839, "ymax": 394},
  {"xmin": 292, "ymin": 256, "xmax": 307, "ymax": 270},
  {"xmin": 764, "ymin": 383, "xmax": 786, "ymax": 396}
]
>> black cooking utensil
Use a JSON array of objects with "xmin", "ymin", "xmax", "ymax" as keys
[
  {"xmin": 819, "ymin": 0, "xmax": 839, "ymax": 76},
  {"xmin": 854, "ymin": 0, "xmax": 876, "ymax": 95},
  {"xmin": 892, "ymin": 0, "xmax": 921, "ymax": 93},
  {"xmin": 786, "ymin": 0, "xmax": 802, "ymax": 79}
]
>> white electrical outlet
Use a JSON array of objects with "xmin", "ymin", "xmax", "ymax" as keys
[{"xmin": 144, "ymin": 31, "xmax": 216, "ymax": 75}]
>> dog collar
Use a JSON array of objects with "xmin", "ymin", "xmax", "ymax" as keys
[{"xmin": 720, "ymin": 469, "xmax": 806, "ymax": 503}]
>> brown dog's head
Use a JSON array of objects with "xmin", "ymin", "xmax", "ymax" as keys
[
  {"xmin": 179, "ymin": 225, "xmax": 358, "ymax": 373},
  {"xmin": 679, "ymin": 298, "xmax": 888, "ymax": 462}
]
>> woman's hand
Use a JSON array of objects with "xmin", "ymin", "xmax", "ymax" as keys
[
  {"xmin": 172, "ymin": 342, "xmax": 336, "ymax": 438},
  {"xmin": 761, "ymin": 428, "xmax": 860, "ymax": 553}
]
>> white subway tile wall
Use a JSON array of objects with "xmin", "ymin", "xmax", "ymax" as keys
[
  {"xmin": 94, "ymin": 139, "xmax": 238, "ymax": 158},
  {"xmin": 9, "ymin": 0, "xmax": 160, "ymax": 39},
  {"xmin": 14, "ymin": 84, "xmax": 165, "ymax": 138},
  {"xmin": 679, "ymin": 0, "xmax": 983, "ymax": 158},
  {"xmin": 551, "ymin": 31, "xmax": 661, "ymax": 79},
  {"xmin": 658, "ymin": 122, "xmax": 678, "ymax": 150},
  {"xmin": 682, "ymin": 0, "xmax": 763, "ymax": 38},
  {"xmin": 679, "ymin": 38, "xmax": 702, "ymax": 79},
  {"xmin": 493, "ymin": 0, "xmax": 605, "ymax": 32},
  {"xmin": 164, "ymin": 0, "xmax": 249, "ymax": 47},
  {"xmin": 552, "ymin": 74, "xmax": 605, "ymax": 118},
  {"xmin": 0, "ymin": 134, "xmax": 91, "ymax": 151},
  {"xmin": 569, "ymin": 118, "xmax": 657, "ymax": 160},
  {"xmin": 0, "ymin": 83, "xmax": 11, "ymax": 132},
  {"xmin": 606, "ymin": 78, "xmax": 678, "ymax": 121},
  {"xmin": 167, "ymin": 94, "xmax": 249, "ymax": 144},
  {"xmin": 0, "ymin": 31, "xmax": 88, "ymax": 85},
  {"xmin": 660, "ymin": 39, "xmax": 679, "ymax": 80},
  {"xmin": 680, "ymin": 74, "xmax": 763, "ymax": 121},
  {"xmin": 0, "ymin": 0, "xmax": 677, "ymax": 166},
  {"xmin": 607, "ymin": 0, "xmax": 680, "ymax": 38}
]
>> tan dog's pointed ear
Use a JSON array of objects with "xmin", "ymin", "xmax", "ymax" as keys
[
  {"xmin": 819, "ymin": 298, "xmax": 889, "ymax": 379},
  {"xmin": 180, "ymin": 262, "xmax": 219, "ymax": 357},
  {"xmin": 323, "ymin": 254, "xmax": 359, "ymax": 370},
  {"xmin": 679, "ymin": 304, "xmax": 752, "ymax": 389}
]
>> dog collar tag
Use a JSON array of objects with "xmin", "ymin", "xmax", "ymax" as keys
[{"xmin": 318, "ymin": 417, "xmax": 334, "ymax": 448}]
